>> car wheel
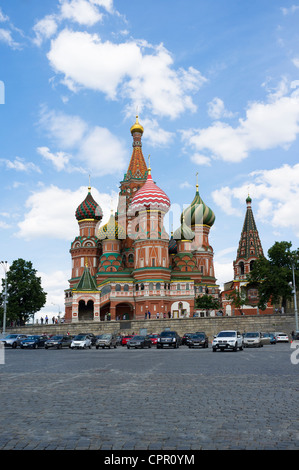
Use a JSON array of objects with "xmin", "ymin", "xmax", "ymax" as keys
[
  {"xmin": 12, "ymin": 342, "xmax": 17, "ymax": 349},
  {"xmin": 212, "ymin": 347, "xmax": 217, "ymax": 352},
  {"xmin": 233, "ymin": 343, "xmax": 238, "ymax": 351},
  {"xmin": 239, "ymin": 345, "xmax": 243, "ymax": 350}
]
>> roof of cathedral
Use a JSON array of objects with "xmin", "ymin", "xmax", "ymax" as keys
[
  {"xmin": 181, "ymin": 183, "xmax": 215, "ymax": 227},
  {"xmin": 130, "ymin": 166, "xmax": 171, "ymax": 213},
  {"xmin": 235, "ymin": 195, "xmax": 264, "ymax": 261},
  {"xmin": 76, "ymin": 187, "xmax": 103, "ymax": 221},
  {"xmin": 97, "ymin": 212, "xmax": 126, "ymax": 240},
  {"xmin": 123, "ymin": 116, "xmax": 148, "ymax": 182},
  {"xmin": 173, "ymin": 218, "xmax": 195, "ymax": 241},
  {"xmin": 74, "ymin": 264, "xmax": 98, "ymax": 291},
  {"xmin": 169, "ymin": 233, "xmax": 178, "ymax": 255}
]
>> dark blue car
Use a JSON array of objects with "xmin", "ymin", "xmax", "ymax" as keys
[{"xmin": 20, "ymin": 335, "xmax": 48, "ymax": 349}]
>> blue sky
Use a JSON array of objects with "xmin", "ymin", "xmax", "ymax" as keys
[{"xmin": 1, "ymin": 0, "xmax": 299, "ymax": 320}]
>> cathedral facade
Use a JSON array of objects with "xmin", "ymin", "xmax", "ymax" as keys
[{"xmin": 64, "ymin": 117, "xmax": 219, "ymax": 322}]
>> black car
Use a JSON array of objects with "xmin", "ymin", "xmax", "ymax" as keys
[
  {"xmin": 188, "ymin": 333, "xmax": 209, "ymax": 348},
  {"xmin": 157, "ymin": 331, "xmax": 181, "ymax": 349},
  {"xmin": 127, "ymin": 335, "xmax": 152, "ymax": 349},
  {"xmin": 45, "ymin": 335, "xmax": 72, "ymax": 349},
  {"xmin": 181, "ymin": 333, "xmax": 193, "ymax": 346},
  {"xmin": 20, "ymin": 335, "xmax": 48, "ymax": 349}
]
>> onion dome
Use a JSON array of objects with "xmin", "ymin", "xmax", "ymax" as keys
[
  {"xmin": 173, "ymin": 218, "xmax": 195, "ymax": 241},
  {"xmin": 169, "ymin": 233, "xmax": 178, "ymax": 255},
  {"xmin": 76, "ymin": 187, "xmax": 103, "ymax": 221},
  {"xmin": 97, "ymin": 212, "xmax": 126, "ymax": 240},
  {"xmin": 130, "ymin": 115, "xmax": 144, "ymax": 135},
  {"xmin": 130, "ymin": 166, "xmax": 171, "ymax": 213},
  {"xmin": 181, "ymin": 184, "xmax": 215, "ymax": 227}
]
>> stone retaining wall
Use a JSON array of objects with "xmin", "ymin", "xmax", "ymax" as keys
[{"xmin": 6, "ymin": 314, "xmax": 297, "ymax": 340}]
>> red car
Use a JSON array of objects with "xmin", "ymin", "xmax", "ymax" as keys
[
  {"xmin": 121, "ymin": 335, "xmax": 134, "ymax": 346},
  {"xmin": 148, "ymin": 334, "xmax": 159, "ymax": 345}
]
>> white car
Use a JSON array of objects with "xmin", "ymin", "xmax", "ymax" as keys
[
  {"xmin": 275, "ymin": 332, "xmax": 289, "ymax": 343},
  {"xmin": 243, "ymin": 332, "xmax": 263, "ymax": 348},
  {"xmin": 70, "ymin": 334, "xmax": 92, "ymax": 349},
  {"xmin": 212, "ymin": 330, "xmax": 243, "ymax": 352}
]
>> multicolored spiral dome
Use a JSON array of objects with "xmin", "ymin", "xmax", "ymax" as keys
[{"xmin": 76, "ymin": 189, "xmax": 103, "ymax": 221}]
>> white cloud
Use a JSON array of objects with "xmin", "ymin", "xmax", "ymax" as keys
[
  {"xmin": 47, "ymin": 29, "xmax": 206, "ymax": 118},
  {"xmin": 0, "ymin": 8, "xmax": 9, "ymax": 22},
  {"xmin": 16, "ymin": 185, "xmax": 119, "ymax": 241},
  {"xmin": 32, "ymin": 15, "xmax": 58, "ymax": 46},
  {"xmin": 182, "ymin": 82, "xmax": 299, "ymax": 163},
  {"xmin": 59, "ymin": 0, "xmax": 103, "ymax": 26},
  {"xmin": 0, "ymin": 28, "xmax": 21, "ymax": 49},
  {"xmin": 212, "ymin": 163, "xmax": 299, "ymax": 237},
  {"xmin": 207, "ymin": 97, "xmax": 235, "ymax": 120},
  {"xmin": 0, "ymin": 157, "xmax": 41, "ymax": 173},
  {"xmin": 190, "ymin": 153, "xmax": 211, "ymax": 166},
  {"xmin": 38, "ymin": 107, "xmax": 127, "ymax": 176},
  {"xmin": 281, "ymin": 5, "xmax": 299, "ymax": 15}
]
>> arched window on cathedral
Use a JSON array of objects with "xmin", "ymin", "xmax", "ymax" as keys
[
  {"xmin": 124, "ymin": 284, "xmax": 129, "ymax": 292},
  {"xmin": 128, "ymin": 254, "xmax": 134, "ymax": 264},
  {"xmin": 239, "ymin": 262, "xmax": 245, "ymax": 275},
  {"xmin": 115, "ymin": 284, "xmax": 121, "ymax": 292},
  {"xmin": 250, "ymin": 260, "xmax": 255, "ymax": 271}
]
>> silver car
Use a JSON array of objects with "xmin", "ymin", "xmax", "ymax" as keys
[
  {"xmin": 95, "ymin": 333, "xmax": 117, "ymax": 349},
  {"xmin": 243, "ymin": 332, "xmax": 263, "ymax": 348},
  {"xmin": 1, "ymin": 334, "xmax": 27, "ymax": 348}
]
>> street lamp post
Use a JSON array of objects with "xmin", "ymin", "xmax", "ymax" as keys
[
  {"xmin": 1, "ymin": 261, "xmax": 8, "ymax": 335},
  {"xmin": 291, "ymin": 263, "xmax": 298, "ymax": 332}
]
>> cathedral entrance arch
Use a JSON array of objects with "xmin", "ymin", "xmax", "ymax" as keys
[
  {"xmin": 78, "ymin": 299, "xmax": 94, "ymax": 321},
  {"xmin": 115, "ymin": 302, "xmax": 134, "ymax": 320}
]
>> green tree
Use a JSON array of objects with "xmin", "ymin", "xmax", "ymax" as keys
[
  {"xmin": 248, "ymin": 241, "xmax": 299, "ymax": 310},
  {"xmin": 227, "ymin": 289, "xmax": 250, "ymax": 315},
  {"xmin": 195, "ymin": 294, "xmax": 220, "ymax": 314},
  {"xmin": 0, "ymin": 258, "xmax": 47, "ymax": 326}
]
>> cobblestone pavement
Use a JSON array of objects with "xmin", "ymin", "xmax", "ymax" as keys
[{"xmin": 0, "ymin": 343, "xmax": 298, "ymax": 451}]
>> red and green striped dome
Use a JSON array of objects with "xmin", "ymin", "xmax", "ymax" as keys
[{"xmin": 75, "ymin": 189, "xmax": 103, "ymax": 221}]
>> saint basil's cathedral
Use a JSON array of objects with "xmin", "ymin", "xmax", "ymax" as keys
[
  {"xmin": 64, "ymin": 116, "xmax": 219, "ymax": 322},
  {"xmin": 64, "ymin": 116, "xmax": 271, "ymax": 322}
]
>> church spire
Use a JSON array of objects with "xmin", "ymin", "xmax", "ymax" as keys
[
  {"xmin": 124, "ymin": 115, "xmax": 147, "ymax": 182},
  {"xmin": 234, "ymin": 195, "xmax": 264, "ymax": 279}
]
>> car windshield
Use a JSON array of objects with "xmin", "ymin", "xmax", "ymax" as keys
[
  {"xmin": 27, "ymin": 336, "xmax": 39, "ymax": 340},
  {"xmin": 192, "ymin": 334, "xmax": 204, "ymax": 339},
  {"xmin": 132, "ymin": 336, "xmax": 144, "ymax": 340},
  {"xmin": 6, "ymin": 334, "xmax": 18, "ymax": 338},
  {"xmin": 160, "ymin": 331, "xmax": 175, "ymax": 337},
  {"xmin": 51, "ymin": 336, "xmax": 63, "ymax": 340},
  {"xmin": 100, "ymin": 334, "xmax": 111, "ymax": 339},
  {"xmin": 245, "ymin": 333, "xmax": 259, "ymax": 337},
  {"xmin": 217, "ymin": 332, "xmax": 236, "ymax": 337},
  {"xmin": 74, "ymin": 335, "xmax": 85, "ymax": 340}
]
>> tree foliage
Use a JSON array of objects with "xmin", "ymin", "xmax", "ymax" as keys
[
  {"xmin": 0, "ymin": 258, "xmax": 47, "ymax": 325},
  {"xmin": 195, "ymin": 294, "xmax": 220, "ymax": 311},
  {"xmin": 247, "ymin": 241, "xmax": 299, "ymax": 310},
  {"xmin": 227, "ymin": 289, "xmax": 250, "ymax": 315}
]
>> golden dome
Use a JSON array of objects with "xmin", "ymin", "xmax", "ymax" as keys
[{"xmin": 130, "ymin": 115, "xmax": 144, "ymax": 135}]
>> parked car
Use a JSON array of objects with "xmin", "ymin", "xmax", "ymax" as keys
[
  {"xmin": 95, "ymin": 333, "xmax": 117, "ymax": 349},
  {"xmin": 275, "ymin": 332, "xmax": 289, "ymax": 343},
  {"xmin": 45, "ymin": 335, "xmax": 72, "ymax": 349},
  {"xmin": 0, "ymin": 334, "xmax": 27, "ymax": 348},
  {"xmin": 157, "ymin": 331, "xmax": 181, "ymax": 349},
  {"xmin": 212, "ymin": 330, "xmax": 243, "ymax": 352},
  {"xmin": 260, "ymin": 332, "xmax": 272, "ymax": 345},
  {"xmin": 243, "ymin": 332, "xmax": 263, "ymax": 348},
  {"xmin": 148, "ymin": 334, "xmax": 159, "ymax": 345},
  {"xmin": 188, "ymin": 333, "xmax": 209, "ymax": 348},
  {"xmin": 127, "ymin": 335, "xmax": 152, "ymax": 349},
  {"xmin": 70, "ymin": 334, "xmax": 92, "ymax": 349},
  {"xmin": 20, "ymin": 335, "xmax": 48, "ymax": 349},
  {"xmin": 181, "ymin": 333, "xmax": 193, "ymax": 346},
  {"xmin": 121, "ymin": 335, "xmax": 134, "ymax": 346},
  {"xmin": 79, "ymin": 332, "xmax": 96, "ymax": 346}
]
